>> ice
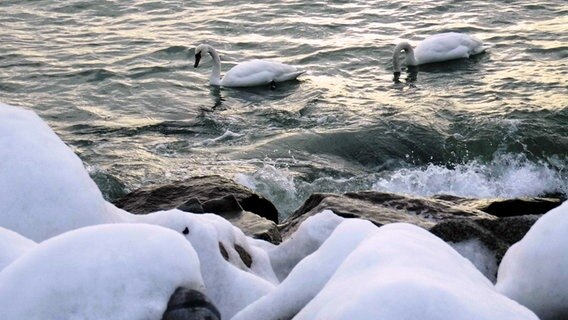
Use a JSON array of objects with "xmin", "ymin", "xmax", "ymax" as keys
[
  {"xmin": 496, "ymin": 200, "xmax": 568, "ymax": 319},
  {"xmin": 0, "ymin": 227, "xmax": 36, "ymax": 272},
  {"xmin": 232, "ymin": 217, "xmax": 378, "ymax": 320},
  {"xmin": 0, "ymin": 224, "xmax": 204, "ymax": 320},
  {"xmin": 267, "ymin": 210, "xmax": 344, "ymax": 281},
  {"xmin": 0, "ymin": 103, "xmax": 120, "ymax": 241},
  {"xmin": 449, "ymin": 238, "xmax": 498, "ymax": 282},
  {"xmin": 295, "ymin": 223, "xmax": 537, "ymax": 320},
  {"xmin": 134, "ymin": 209, "xmax": 276, "ymax": 319}
]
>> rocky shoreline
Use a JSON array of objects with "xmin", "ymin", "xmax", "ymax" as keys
[{"xmin": 113, "ymin": 175, "xmax": 563, "ymax": 279}]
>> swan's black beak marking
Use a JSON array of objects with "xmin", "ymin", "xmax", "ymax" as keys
[{"xmin": 194, "ymin": 52, "xmax": 201, "ymax": 68}]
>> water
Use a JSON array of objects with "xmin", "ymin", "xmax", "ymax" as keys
[{"xmin": 1, "ymin": 0, "xmax": 567, "ymax": 219}]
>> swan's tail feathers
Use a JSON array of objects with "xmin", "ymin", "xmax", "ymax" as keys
[
  {"xmin": 469, "ymin": 36, "xmax": 489, "ymax": 55},
  {"xmin": 275, "ymin": 70, "xmax": 306, "ymax": 82}
]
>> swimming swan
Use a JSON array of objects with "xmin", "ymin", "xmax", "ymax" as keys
[
  {"xmin": 392, "ymin": 32, "xmax": 487, "ymax": 73},
  {"xmin": 193, "ymin": 44, "xmax": 305, "ymax": 88}
]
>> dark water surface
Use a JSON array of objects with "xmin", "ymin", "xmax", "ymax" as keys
[{"xmin": 1, "ymin": 0, "xmax": 567, "ymax": 218}]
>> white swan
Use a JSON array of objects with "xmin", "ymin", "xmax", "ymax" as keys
[
  {"xmin": 392, "ymin": 32, "xmax": 487, "ymax": 73},
  {"xmin": 193, "ymin": 44, "xmax": 305, "ymax": 88}
]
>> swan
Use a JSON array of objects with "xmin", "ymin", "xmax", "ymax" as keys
[
  {"xmin": 193, "ymin": 44, "xmax": 305, "ymax": 88},
  {"xmin": 392, "ymin": 32, "xmax": 487, "ymax": 74}
]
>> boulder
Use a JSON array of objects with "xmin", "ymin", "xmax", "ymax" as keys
[
  {"xmin": 113, "ymin": 176, "xmax": 281, "ymax": 243},
  {"xmin": 280, "ymin": 191, "xmax": 562, "ymax": 274}
]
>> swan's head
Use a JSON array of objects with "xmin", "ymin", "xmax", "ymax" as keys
[
  {"xmin": 392, "ymin": 41, "xmax": 416, "ymax": 73},
  {"xmin": 194, "ymin": 44, "xmax": 210, "ymax": 68}
]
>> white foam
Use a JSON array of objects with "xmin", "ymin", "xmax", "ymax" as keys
[
  {"xmin": 372, "ymin": 153, "xmax": 566, "ymax": 198},
  {"xmin": 199, "ymin": 130, "xmax": 243, "ymax": 146},
  {"xmin": 235, "ymin": 164, "xmax": 298, "ymax": 219}
]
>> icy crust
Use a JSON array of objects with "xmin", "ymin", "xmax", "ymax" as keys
[
  {"xmin": 232, "ymin": 218, "xmax": 378, "ymax": 320},
  {"xmin": 0, "ymin": 227, "xmax": 37, "ymax": 272},
  {"xmin": 134, "ymin": 210, "xmax": 276, "ymax": 320},
  {"xmin": 0, "ymin": 224, "xmax": 204, "ymax": 320},
  {"xmin": 0, "ymin": 103, "xmax": 119, "ymax": 241},
  {"xmin": 496, "ymin": 201, "xmax": 568, "ymax": 320},
  {"xmin": 295, "ymin": 223, "xmax": 538, "ymax": 320}
]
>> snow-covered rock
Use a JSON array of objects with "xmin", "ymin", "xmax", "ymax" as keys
[
  {"xmin": 232, "ymin": 217, "xmax": 378, "ymax": 320},
  {"xmin": 449, "ymin": 238, "xmax": 498, "ymax": 282},
  {"xmin": 496, "ymin": 200, "xmax": 568, "ymax": 319},
  {"xmin": 0, "ymin": 227, "xmax": 37, "ymax": 272},
  {"xmin": 268, "ymin": 210, "xmax": 344, "ymax": 281},
  {"xmin": 0, "ymin": 223, "xmax": 205, "ymax": 320},
  {"xmin": 295, "ymin": 223, "xmax": 538, "ymax": 320},
  {"xmin": 134, "ymin": 209, "xmax": 276, "ymax": 319},
  {"xmin": 0, "ymin": 103, "xmax": 120, "ymax": 241}
]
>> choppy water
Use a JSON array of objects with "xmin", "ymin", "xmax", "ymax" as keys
[{"xmin": 1, "ymin": 0, "xmax": 567, "ymax": 218}]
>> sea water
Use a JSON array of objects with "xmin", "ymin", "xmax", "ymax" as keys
[{"xmin": 1, "ymin": 0, "xmax": 566, "ymax": 218}]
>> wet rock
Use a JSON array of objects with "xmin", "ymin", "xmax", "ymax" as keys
[
  {"xmin": 114, "ymin": 175, "xmax": 279, "ymax": 223},
  {"xmin": 433, "ymin": 195, "xmax": 562, "ymax": 218},
  {"xmin": 279, "ymin": 191, "xmax": 496, "ymax": 238},
  {"xmin": 162, "ymin": 287, "xmax": 221, "ymax": 320},
  {"xmin": 113, "ymin": 175, "xmax": 281, "ymax": 243},
  {"xmin": 281, "ymin": 191, "xmax": 563, "ymax": 272}
]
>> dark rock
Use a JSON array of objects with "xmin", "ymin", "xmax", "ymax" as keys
[
  {"xmin": 113, "ymin": 175, "xmax": 282, "ymax": 243},
  {"xmin": 219, "ymin": 242, "xmax": 229, "ymax": 261},
  {"xmin": 162, "ymin": 287, "xmax": 220, "ymax": 320},
  {"xmin": 177, "ymin": 198, "xmax": 205, "ymax": 214},
  {"xmin": 279, "ymin": 191, "xmax": 496, "ymax": 239},
  {"xmin": 282, "ymin": 191, "xmax": 563, "ymax": 270},
  {"xmin": 433, "ymin": 195, "xmax": 562, "ymax": 217},
  {"xmin": 234, "ymin": 244, "xmax": 252, "ymax": 268},
  {"xmin": 113, "ymin": 175, "xmax": 279, "ymax": 223},
  {"xmin": 202, "ymin": 194, "xmax": 243, "ymax": 218}
]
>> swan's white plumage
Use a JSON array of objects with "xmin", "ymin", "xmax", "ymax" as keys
[
  {"xmin": 414, "ymin": 33, "xmax": 485, "ymax": 64},
  {"xmin": 194, "ymin": 44, "xmax": 304, "ymax": 88},
  {"xmin": 393, "ymin": 32, "xmax": 486, "ymax": 72}
]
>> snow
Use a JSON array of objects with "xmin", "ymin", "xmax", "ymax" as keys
[
  {"xmin": 134, "ymin": 209, "xmax": 276, "ymax": 320},
  {"xmin": 0, "ymin": 103, "xmax": 553, "ymax": 319},
  {"xmin": 496, "ymin": 200, "xmax": 568, "ymax": 320},
  {"xmin": 0, "ymin": 227, "xmax": 37, "ymax": 272},
  {"xmin": 232, "ymin": 217, "xmax": 378, "ymax": 320},
  {"xmin": 268, "ymin": 210, "xmax": 344, "ymax": 281},
  {"xmin": 0, "ymin": 223, "xmax": 204, "ymax": 320},
  {"xmin": 449, "ymin": 238, "xmax": 498, "ymax": 282},
  {"xmin": 0, "ymin": 103, "xmax": 119, "ymax": 242},
  {"xmin": 295, "ymin": 223, "xmax": 538, "ymax": 320}
]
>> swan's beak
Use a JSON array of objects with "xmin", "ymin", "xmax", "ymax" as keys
[{"xmin": 194, "ymin": 52, "xmax": 201, "ymax": 68}]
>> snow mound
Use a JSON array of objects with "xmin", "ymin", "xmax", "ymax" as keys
[
  {"xmin": 135, "ymin": 209, "xmax": 276, "ymax": 319},
  {"xmin": 268, "ymin": 210, "xmax": 344, "ymax": 281},
  {"xmin": 0, "ymin": 103, "xmax": 119, "ymax": 241},
  {"xmin": 0, "ymin": 227, "xmax": 37, "ymax": 272},
  {"xmin": 0, "ymin": 223, "xmax": 204, "ymax": 320},
  {"xmin": 449, "ymin": 238, "xmax": 498, "ymax": 282},
  {"xmin": 233, "ymin": 217, "xmax": 378, "ymax": 320},
  {"xmin": 295, "ymin": 223, "xmax": 537, "ymax": 320},
  {"xmin": 496, "ymin": 200, "xmax": 568, "ymax": 319}
]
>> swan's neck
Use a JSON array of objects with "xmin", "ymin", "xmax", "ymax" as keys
[
  {"xmin": 392, "ymin": 42, "xmax": 418, "ymax": 72},
  {"xmin": 207, "ymin": 46, "xmax": 222, "ymax": 86}
]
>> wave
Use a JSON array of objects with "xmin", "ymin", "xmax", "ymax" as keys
[{"xmin": 372, "ymin": 153, "xmax": 567, "ymax": 199}]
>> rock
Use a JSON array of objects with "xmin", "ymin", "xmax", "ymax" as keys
[
  {"xmin": 433, "ymin": 195, "xmax": 563, "ymax": 217},
  {"xmin": 281, "ymin": 191, "xmax": 563, "ymax": 276},
  {"xmin": 114, "ymin": 175, "xmax": 279, "ymax": 223},
  {"xmin": 162, "ymin": 287, "xmax": 221, "ymax": 320},
  {"xmin": 279, "ymin": 191, "xmax": 496, "ymax": 238},
  {"xmin": 113, "ymin": 175, "xmax": 281, "ymax": 243}
]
